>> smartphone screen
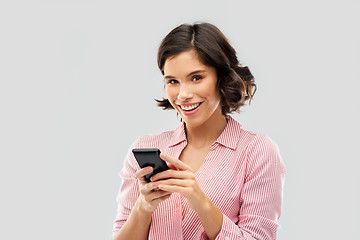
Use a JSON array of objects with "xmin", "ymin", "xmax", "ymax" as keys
[{"xmin": 132, "ymin": 148, "xmax": 169, "ymax": 182}]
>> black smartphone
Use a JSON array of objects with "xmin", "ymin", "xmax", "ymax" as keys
[{"xmin": 132, "ymin": 148, "xmax": 169, "ymax": 182}]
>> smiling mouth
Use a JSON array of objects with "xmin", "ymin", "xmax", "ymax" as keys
[{"xmin": 179, "ymin": 103, "xmax": 201, "ymax": 111}]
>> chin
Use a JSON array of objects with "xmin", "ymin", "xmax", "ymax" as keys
[{"xmin": 181, "ymin": 116, "xmax": 207, "ymax": 128}]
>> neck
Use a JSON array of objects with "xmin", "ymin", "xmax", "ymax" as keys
[{"xmin": 185, "ymin": 109, "xmax": 227, "ymax": 149}]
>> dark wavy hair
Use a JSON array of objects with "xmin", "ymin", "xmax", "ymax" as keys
[{"xmin": 156, "ymin": 22, "xmax": 256, "ymax": 115}]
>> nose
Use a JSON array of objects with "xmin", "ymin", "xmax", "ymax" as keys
[{"xmin": 177, "ymin": 83, "xmax": 193, "ymax": 101}]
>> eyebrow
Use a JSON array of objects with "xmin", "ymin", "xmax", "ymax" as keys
[{"xmin": 164, "ymin": 70, "xmax": 206, "ymax": 79}]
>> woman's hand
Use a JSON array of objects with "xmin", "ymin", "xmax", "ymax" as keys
[
  {"xmin": 149, "ymin": 153, "xmax": 207, "ymax": 211},
  {"xmin": 135, "ymin": 166, "xmax": 172, "ymax": 213}
]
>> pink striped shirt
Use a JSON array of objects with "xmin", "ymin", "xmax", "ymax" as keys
[{"xmin": 112, "ymin": 115, "xmax": 286, "ymax": 239}]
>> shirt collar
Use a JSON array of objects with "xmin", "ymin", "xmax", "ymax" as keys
[
  {"xmin": 168, "ymin": 115, "xmax": 242, "ymax": 150},
  {"xmin": 169, "ymin": 121, "xmax": 187, "ymax": 147},
  {"xmin": 215, "ymin": 115, "xmax": 242, "ymax": 150}
]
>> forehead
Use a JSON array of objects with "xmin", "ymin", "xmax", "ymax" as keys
[{"xmin": 163, "ymin": 50, "xmax": 208, "ymax": 76}]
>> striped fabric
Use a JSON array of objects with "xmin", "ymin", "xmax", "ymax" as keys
[{"xmin": 112, "ymin": 115, "xmax": 286, "ymax": 239}]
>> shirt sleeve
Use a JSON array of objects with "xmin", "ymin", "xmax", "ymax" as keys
[
  {"xmin": 215, "ymin": 134, "xmax": 286, "ymax": 240},
  {"xmin": 112, "ymin": 138, "xmax": 141, "ymax": 235}
]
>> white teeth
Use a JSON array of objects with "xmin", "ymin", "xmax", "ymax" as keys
[{"xmin": 180, "ymin": 103, "xmax": 200, "ymax": 111}]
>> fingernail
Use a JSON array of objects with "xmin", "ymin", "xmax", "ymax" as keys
[{"xmin": 150, "ymin": 176, "xmax": 154, "ymax": 181}]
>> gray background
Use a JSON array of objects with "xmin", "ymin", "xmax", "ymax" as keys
[{"xmin": 1, "ymin": 0, "xmax": 359, "ymax": 239}]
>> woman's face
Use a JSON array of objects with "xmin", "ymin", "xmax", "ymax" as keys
[{"xmin": 163, "ymin": 50, "xmax": 223, "ymax": 128}]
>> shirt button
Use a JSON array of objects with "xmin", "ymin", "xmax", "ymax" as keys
[{"xmin": 224, "ymin": 237, "xmax": 230, "ymax": 240}]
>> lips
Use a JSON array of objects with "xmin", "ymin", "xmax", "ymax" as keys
[
  {"xmin": 177, "ymin": 102, "xmax": 202, "ymax": 116},
  {"xmin": 179, "ymin": 103, "xmax": 201, "ymax": 111}
]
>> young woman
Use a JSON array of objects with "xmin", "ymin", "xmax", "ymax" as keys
[{"xmin": 112, "ymin": 22, "xmax": 285, "ymax": 240}]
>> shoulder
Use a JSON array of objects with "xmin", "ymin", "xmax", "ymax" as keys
[
  {"xmin": 242, "ymin": 131, "xmax": 285, "ymax": 177},
  {"xmin": 224, "ymin": 116, "xmax": 285, "ymax": 179},
  {"xmin": 130, "ymin": 121, "xmax": 185, "ymax": 151},
  {"xmin": 223, "ymin": 116, "xmax": 280, "ymax": 152},
  {"xmin": 228, "ymin": 116, "xmax": 278, "ymax": 153},
  {"xmin": 130, "ymin": 129, "xmax": 175, "ymax": 150},
  {"xmin": 225, "ymin": 121, "xmax": 275, "ymax": 153},
  {"xmin": 247, "ymin": 132, "xmax": 279, "ymax": 153},
  {"xmin": 237, "ymin": 127, "xmax": 281, "ymax": 160},
  {"xmin": 230, "ymin": 119, "xmax": 282, "ymax": 163}
]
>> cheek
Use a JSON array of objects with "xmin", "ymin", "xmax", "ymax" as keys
[
  {"xmin": 201, "ymin": 83, "xmax": 221, "ymax": 104},
  {"xmin": 165, "ymin": 87, "xmax": 177, "ymax": 103},
  {"xmin": 210, "ymin": 92, "xmax": 222, "ymax": 108}
]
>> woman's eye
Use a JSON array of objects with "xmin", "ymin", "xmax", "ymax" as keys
[
  {"xmin": 168, "ymin": 79, "xmax": 178, "ymax": 84},
  {"xmin": 191, "ymin": 75, "xmax": 202, "ymax": 81}
]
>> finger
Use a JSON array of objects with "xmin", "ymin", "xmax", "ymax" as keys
[
  {"xmin": 160, "ymin": 153, "xmax": 193, "ymax": 172},
  {"xmin": 135, "ymin": 167, "xmax": 153, "ymax": 183},
  {"xmin": 140, "ymin": 181, "xmax": 159, "ymax": 195},
  {"xmin": 146, "ymin": 181, "xmax": 166, "ymax": 192},
  {"xmin": 150, "ymin": 193, "xmax": 171, "ymax": 206},
  {"xmin": 141, "ymin": 178, "xmax": 174, "ymax": 195},
  {"xmin": 145, "ymin": 189, "xmax": 171, "ymax": 202},
  {"xmin": 152, "ymin": 178, "xmax": 194, "ymax": 188},
  {"xmin": 167, "ymin": 163, "xmax": 177, "ymax": 170},
  {"xmin": 158, "ymin": 184, "xmax": 190, "ymax": 195},
  {"xmin": 151, "ymin": 169, "xmax": 194, "ymax": 182}
]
